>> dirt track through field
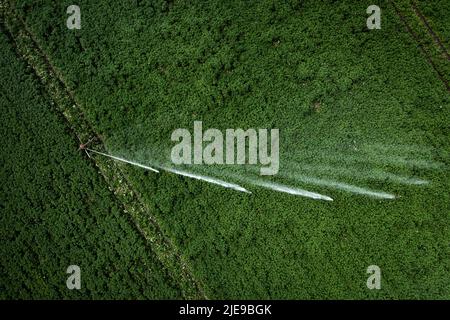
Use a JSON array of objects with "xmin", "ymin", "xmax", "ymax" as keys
[
  {"xmin": 0, "ymin": 4, "xmax": 207, "ymax": 299},
  {"xmin": 389, "ymin": 0, "xmax": 450, "ymax": 91},
  {"xmin": 411, "ymin": 1, "xmax": 450, "ymax": 61}
]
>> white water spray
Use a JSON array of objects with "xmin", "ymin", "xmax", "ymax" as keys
[
  {"xmin": 86, "ymin": 149, "xmax": 394, "ymax": 200},
  {"xmin": 297, "ymin": 164, "xmax": 429, "ymax": 186},
  {"xmin": 86, "ymin": 148, "xmax": 159, "ymax": 173},
  {"xmin": 290, "ymin": 175, "xmax": 396, "ymax": 199},
  {"xmin": 87, "ymin": 148, "xmax": 250, "ymax": 194},
  {"xmin": 250, "ymin": 180, "xmax": 333, "ymax": 201},
  {"xmin": 162, "ymin": 167, "xmax": 252, "ymax": 194}
]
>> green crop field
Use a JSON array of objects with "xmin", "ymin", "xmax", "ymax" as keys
[{"xmin": 1, "ymin": 0, "xmax": 449, "ymax": 300}]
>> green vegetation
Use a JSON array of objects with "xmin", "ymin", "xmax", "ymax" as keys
[
  {"xmin": 0, "ymin": 29, "xmax": 182, "ymax": 299},
  {"xmin": 2, "ymin": 0, "xmax": 449, "ymax": 299}
]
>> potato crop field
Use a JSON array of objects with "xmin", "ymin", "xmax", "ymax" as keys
[{"xmin": 1, "ymin": 0, "xmax": 449, "ymax": 300}]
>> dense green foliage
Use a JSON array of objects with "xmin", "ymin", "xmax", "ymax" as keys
[
  {"xmin": 416, "ymin": 0, "xmax": 450, "ymax": 48},
  {"xmin": 0, "ymin": 30, "xmax": 182, "ymax": 299},
  {"xmin": 3, "ymin": 0, "xmax": 450, "ymax": 298}
]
